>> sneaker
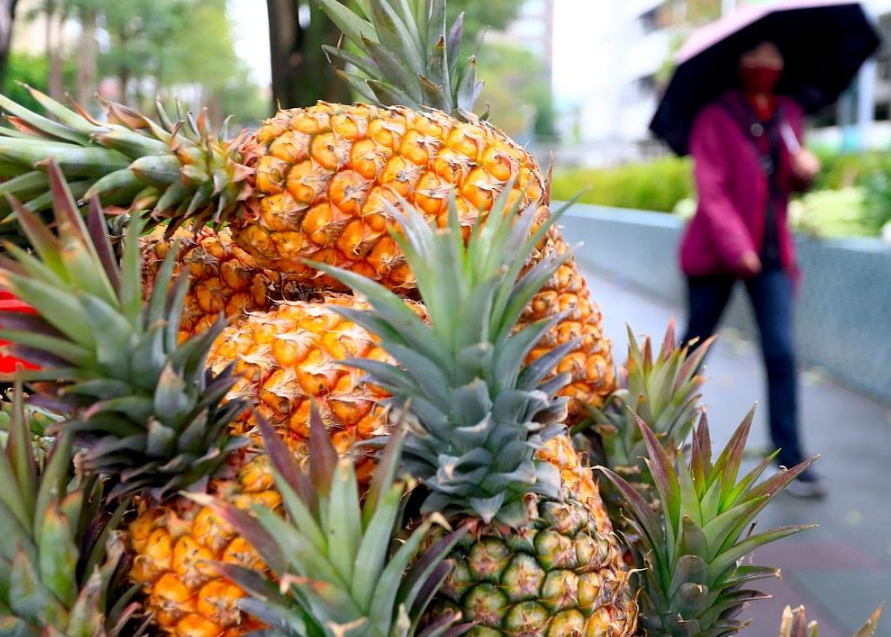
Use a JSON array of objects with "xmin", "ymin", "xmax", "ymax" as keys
[{"xmin": 784, "ymin": 468, "xmax": 828, "ymax": 499}]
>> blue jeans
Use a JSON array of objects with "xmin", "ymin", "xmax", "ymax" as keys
[{"xmin": 682, "ymin": 269, "xmax": 804, "ymax": 468}]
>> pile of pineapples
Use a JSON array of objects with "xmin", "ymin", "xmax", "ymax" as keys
[{"xmin": 0, "ymin": 2, "xmax": 882, "ymax": 637}]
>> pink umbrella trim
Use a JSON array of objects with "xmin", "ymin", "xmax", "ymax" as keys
[{"xmin": 678, "ymin": 0, "xmax": 869, "ymax": 61}]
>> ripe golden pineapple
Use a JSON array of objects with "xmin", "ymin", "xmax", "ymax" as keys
[
  {"xmin": 127, "ymin": 450, "xmax": 277, "ymax": 637},
  {"xmin": 242, "ymin": 103, "xmax": 543, "ymax": 285},
  {"xmin": 141, "ymin": 226, "xmax": 281, "ymax": 340},
  {"xmin": 523, "ymin": 248, "xmax": 616, "ymax": 415},
  {"xmin": 124, "ymin": 293, "xmax": 418, "ymax": 636},
  {"xmin": 207, "ymin": 295, "xmax": 411, "ymax": 474}
]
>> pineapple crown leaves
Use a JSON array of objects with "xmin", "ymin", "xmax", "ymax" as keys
[
  {"xmin": 0, "ymin": 163, "xmax": 249, "ymax": 501},
  {"xmin": 598, "ymin": 408, "xmax": 818, "ymax": 637},
  {"xmin": 779, "ymin": 604, "xmax": 883, "ymax": 637},
  {"xmin": 0, "ymin": 389, "xmax": 61, "ymax": 449},
  {"xmin": 0, "ymin": 381, "xmax": 144, "ymax": 637},
  {"xmin": 196, "ymin": 405, "xmax": 470, "ymax": 637},
  {"xmin": 0, "ymin": 85, "xmax": 252, "ymax": 232},
  {"xmin": 316, "ymin": 0, "xmax": 484, "ymax": 116},
  {"xmin": 579, "ymin": 321, "xmax": 714, "ymax": 475},
  {"xmin": 309, "ymin": 184, "xmax": 580, "ymax": 526}
]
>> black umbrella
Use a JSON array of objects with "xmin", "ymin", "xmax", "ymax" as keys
[{"xmin": 650, "ymin": 0, "xmax": 883, "ymax": 156}]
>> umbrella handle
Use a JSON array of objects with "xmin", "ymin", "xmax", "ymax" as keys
[{"xmin": 780, "ymin": 121, "xmax": 802, "ymax": 155}]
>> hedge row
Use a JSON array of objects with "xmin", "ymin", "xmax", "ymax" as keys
[{"xmin": 551, "ymin": 152, "xmax": 891, "ymax": 238}]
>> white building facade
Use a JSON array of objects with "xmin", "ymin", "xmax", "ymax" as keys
[
  {"xmin": 555, "ymin": 0, "xmax": 891, "ymax": 167},
  {"xmin": 554, "ymin": 0, "xmax": 674, "ymax": 166}
]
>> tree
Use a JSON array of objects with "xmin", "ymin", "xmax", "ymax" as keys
[
  {"xmin": 267, "ymin": 0, "xmax": 348, "ymax": 109},
  {"xmin": 25, "ymin": 0, "xmax": 66, "ymax": 99},
  {"xmin": 0, "ymin": 0, "xmax": 20, "ymax": 87},
  {"xmin": 448, "ymin": 0, "xmax": 524, "ymax": 44},
  {"xmin": 478, "ymin": 42, "xmax": 556, "ymax": 142},
  {"xmin": 98, "ymin": 0, "xmax": 191, "ymax": 105},
  {"xmin": 684, "ymin": 0, "xmax": 721, "ymax": 24}
]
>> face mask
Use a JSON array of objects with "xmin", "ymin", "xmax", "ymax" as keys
[{"xmin": 740, "ymin": 65, "xmax": 782, "ymax": 94}]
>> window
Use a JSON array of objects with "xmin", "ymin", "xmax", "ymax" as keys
[
  {"xmin": 523, "ymin": 0, "xmax": 547, "ymax": 16},
  {"xmin": 639, "ymin": 7, "xmax": 661, "ymax": 34},
  {"xmin": 636, "ymin": 75, "xmax": 657, "ymax": 100}
]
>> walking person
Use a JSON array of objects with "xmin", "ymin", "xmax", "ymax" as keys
[
  {"xmin": 650, "ymin": 1, "xmax": 881, "ymax": 499},
  {"xmin": 679, "ymin": 41, "xmax": 826, "ymax": 497}
]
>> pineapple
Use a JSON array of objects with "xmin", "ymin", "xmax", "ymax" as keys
[
  {"xmin": 0, "ymin": 166, "xmax": 267, "ymax": 637},
  {"xmin": 205, "ymin": 294, "xmax": 425, "ymax": 481},
  {"xmin": 315, "ymin": 189, "xmax": 637, "ymax": 637},
  {"xmin": 600, "ymin": 410, "xmax": 817, "ymax": 637},
  {"xmin": 778, "ymin": 605, "xmax": 882, "ymax": 637},
  {"xmin": 0, "ymin": 381, "xmax": 143, "ymax": 637},
  {"xmin": 200, "ymin": 405, "xmax": 470, "ymax": 637},
  {"xmin": 140, "ymin": 225, "xmax": 281, "ymax": 341},
  {"xmin": 0, "ymin": 0, "xmax": 615, "ymax": 414}
]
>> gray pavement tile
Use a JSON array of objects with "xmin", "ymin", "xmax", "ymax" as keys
[
  {"xmin": 748, "ymin": 575, "xmax": 849, "ymax": 637},
  {"xmin": 786, "ymin": 571, "xmax": 891, "ymax": 637}
]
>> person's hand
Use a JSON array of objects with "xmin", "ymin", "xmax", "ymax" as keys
[
  {"xmin": 738, "ymin": 250, "xmax": 762, "ymax": 276},
  {"xmin": 791, "ymin": 149, "xmax": 821, "ymax": 182}
]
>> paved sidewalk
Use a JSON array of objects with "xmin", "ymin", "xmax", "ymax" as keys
[{"xmin": 585, "ymin": 269, "xmax": 891, "ymax": 637}]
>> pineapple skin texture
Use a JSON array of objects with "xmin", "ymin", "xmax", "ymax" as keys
[
  {"xmin": 128, "ymin": 452, "xmax": 277, "ymax": 637},
  {"xmin": 522, "ymin": 245, "xmax": 616, "ymax": 415},
  {"xmin": 434, "ymin": 440, "xmax": 637, "ymax": 637},
  {"xmin": 239, "ymin": 103, "xmax": 546, "ymax": 288},
  {"xmin": 438, "ymin": 500, "xmax": 636, "ymax": 637},
  {"xmin": 423, "ymin": 436, "xmax": 637, "ymax": 637},
  {"xmin": 141, "ymin": 227, "xmax": 280, "ymax": 342},
  {"xmin": 207, "ymin": 296, "xmax": 404, "ymax": 478}
]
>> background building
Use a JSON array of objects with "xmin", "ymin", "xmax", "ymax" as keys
[
  {"xmin": 554, "ymin": 0, "xmax": 891, "ymax": 167},
  {"xmin": 493, "ymin": 0, "xmax": 555, "ymax": 78}
]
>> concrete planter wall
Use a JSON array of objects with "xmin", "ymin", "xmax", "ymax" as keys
[{"xmin": 562, "ymin": 204, "xmax": 891, "ymax": 404}]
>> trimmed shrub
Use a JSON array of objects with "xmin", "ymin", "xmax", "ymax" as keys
[{"xmin": 551, "ymin": 158, "xmax": 693, "ymax": 213}]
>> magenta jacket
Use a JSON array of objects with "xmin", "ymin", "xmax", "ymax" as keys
[{"xmin": 680, "ymin": 90, "xmax": 807, "ymax": 278}]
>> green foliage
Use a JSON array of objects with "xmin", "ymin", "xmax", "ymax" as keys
[
  {"xmin": 95, "ymin": 0, "xmax": 190, "ymax": 88},
  {"xmin": 813, "ymin": 150, "xmax": 884, "ymax": 191},
  {"xmin": 683, "ymin": 0, "xmax": 722, "ymax": 25},
  {"xmin": 553, "ymin": 151, "xmax": 891, "ymax": 239},
  {"xmin": 448, "ymin": 0, "xmax": 525, "ymax": 43},
  {"xmin": 315, "ymin": 0, "xmax": 484, "ymax": 114},
  {"xmin": 813, "ymin": 151, "xmax": 891, "ymax": 236},
  {"xmin": 0, "ymin": 382, "xmax": 140, "ymax": 637},
  {"xmin": 579, "ymin": 322, "xmax": 711, "ymax": 511},
  {"xmin": 552, "ymin": 159, "xmax": 694, "ymax": 212},
  {"xmin": 787, "ymin": 151, "xmax": 891, "ymax": 238},
  {"xmin": 24, "ymin": 0, "xmax": 267, "ymax": 115},
  {"xmin": 2, "ymin": 54, "xmax": 74, "ymax": 112},
  {"xmin": 479, "ymin": 43, "xmax": 556, "ymax": 140},
  {"xmin": 0, "ymin": 164, "xmax": 248, "ymax": 501},
  {"xmin": 218, "ymin": 64, "xmax": 274, "ymax": 128},
  {"xmin": 159, "ymin": 0, "xmax": 241, "ymax": 93},
  {"xmin": 2, "ymin": 55, "xmax": 49, "ymax": 112},
  {"xmin": 790, "ymin": 188, "xmax": 874, "ymax": 238}
]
